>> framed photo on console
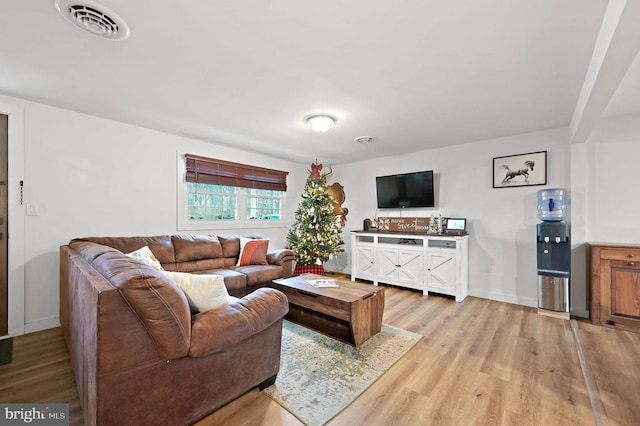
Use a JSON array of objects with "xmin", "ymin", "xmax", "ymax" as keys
[
  {"xmin": 445, "ymin": 218, "xmax": 467, "ymax": 235},
  {"xmin": 493, "ymin": 151, "xmax": 547, "ymax": 188}
]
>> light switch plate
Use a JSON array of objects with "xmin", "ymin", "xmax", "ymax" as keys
[{"xmin": 26, "ymin": 204, "xmax": 39, "ymax": 216}]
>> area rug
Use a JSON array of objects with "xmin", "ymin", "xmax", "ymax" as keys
[{"xmin": 262, "ymin": 320, "xmax": 423, "ymax": 426}]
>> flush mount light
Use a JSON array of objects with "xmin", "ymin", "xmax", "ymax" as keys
[
  {"xmin": 355, "ymin": 136, "xmax": 374, "ymax": 144},
  {"xmin": 306, "ymin": 114, "xmax": 336, "ymax": 133},
  {"xmin": 54, "ymin": 0, "xmax": 131, "ymax": 40}
]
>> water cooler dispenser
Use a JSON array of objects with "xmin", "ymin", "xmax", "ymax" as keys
[{"xmin": 537, "ymin": 189, "xmax": 570, "ymax": 313}]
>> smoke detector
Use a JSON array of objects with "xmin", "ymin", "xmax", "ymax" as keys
[
  {"xmin": 355, "ymin": 136, "xmax": 374, "ymax": 144},
  {"xmin": 54, "ymin": 0, "xmax": 130, "ymax": 40}
]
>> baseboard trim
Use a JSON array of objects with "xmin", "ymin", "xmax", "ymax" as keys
[
  {"xmin": 468, "ymin": 289, "xmax": 537, "ymax": 308},
  {"xmin": 24, "ymin": 316, "xmax": 60, "ymax": 334}
]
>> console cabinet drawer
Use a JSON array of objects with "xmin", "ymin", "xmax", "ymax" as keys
[{"xmin": 599, "ymin": 248, "xmax": 640, "ymax": 262}]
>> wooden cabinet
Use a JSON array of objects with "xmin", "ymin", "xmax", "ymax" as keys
[
  {"xmin": 351, "ymin": 231, "xmax": 469, "ymax": 301},
  {"xmin": 590, "ymin": 243, "xmax": 640, "ymax": 333}
]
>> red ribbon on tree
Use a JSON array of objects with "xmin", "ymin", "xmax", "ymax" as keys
[{"xmin": 309, "ymin": 162, "xmax": 323, "ymax": 179}]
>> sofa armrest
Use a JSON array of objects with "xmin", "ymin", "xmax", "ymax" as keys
[
  {"xmin": 189, "ymin": 288, "xmax": 289, "ymax": 357},
  {"xmin": 267, "ymin": 249, "xmax": 296, "ymax": 266},
  {"xmin": 266, "ymin": 249, "xmax": 294, "ymax": 266}
]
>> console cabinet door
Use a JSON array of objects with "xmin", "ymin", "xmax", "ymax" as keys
[
  {"xmin": 427, "ymin": 250, "xmax": 456, "ymax": 295},
  {"xmin": 397, "ymin": 249, "xmax": 424, "ymax": 289},
  {"xmin": 599, "ymin": 259, "xmax": 640, "ymax": 332},
  {"xmin": 377, "ymin": 248, "xmax": 400, "ymax": 282},
  {"xmin": 354, "ymin": 245, "xmax": 375, "ymax": 281},
  {"xmin": 591, "ymin": 244, "xmax": 640, "ymax": 333},
  {"xmin": 376, "ymin": 247, "xmax": 424, "ymax": 290}
]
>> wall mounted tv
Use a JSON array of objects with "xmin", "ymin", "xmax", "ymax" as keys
[{"xmin": 376, "ymin": 170, "xmax": 435, "ymax": 208}]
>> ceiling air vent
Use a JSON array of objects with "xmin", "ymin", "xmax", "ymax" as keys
[
  {"xmin": 355, "ymin": 136, "xmax": 374, "ymax": 144},
  {"xmin": 54, "ymin": 0, "xmax": 130, "ymax": 40}
]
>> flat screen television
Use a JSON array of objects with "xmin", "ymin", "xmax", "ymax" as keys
[{"xmin": 376, "ymin": 170, "xmax": 435, "ymax": 208}]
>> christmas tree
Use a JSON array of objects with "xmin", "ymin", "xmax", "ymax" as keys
[{"xmin": 287, "ymin": 162, "xmax": 344, "ymax": 270}]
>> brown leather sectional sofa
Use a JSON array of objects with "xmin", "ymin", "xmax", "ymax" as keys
[{"xmin": 59, "ymin": 234, "xmax": 295, "ymax": 426}]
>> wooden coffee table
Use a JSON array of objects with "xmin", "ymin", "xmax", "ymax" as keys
[{"xmin": 270, "ymin": 273, "xmax": 385, "ymax": 346}]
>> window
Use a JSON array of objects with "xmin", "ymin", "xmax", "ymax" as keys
[
  {"xmin": 187, "ymin": 183, "xmax": 237, "ymax": 220},
  {"xmin": 179, "ymin": 153, "xmax": 288, "ymax": 230},
  {"xmin": 246, "ymin": 188, "xmax": 282, "ymax": 220}
]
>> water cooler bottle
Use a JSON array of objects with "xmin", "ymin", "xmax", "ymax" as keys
[{"xmin": 537, "ymin": 189, "xmax": 570, "ymax": 313}]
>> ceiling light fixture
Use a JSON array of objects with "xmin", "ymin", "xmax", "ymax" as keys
[{"xmin": 306, "ymin": 114, "xmax": 336, "ymax": 133}]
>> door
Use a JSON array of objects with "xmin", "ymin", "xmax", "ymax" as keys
[
  {"xmin": 427, "ymin": 250, "xmax": 456, "ymax": 294},
  {"xmin": 377, "ymin": 248, "xmax": 399, "ymax": 283},
  {"xmin": 396, "ymin": 249, "xmax": 423, "ymax": 289},
  {"xmin": 0, "ymin": 114, "xmax": 7, "ymax": 335},
  {"xmin": 601, "ymin": 259, "xmax": 640, "ymax": 333},
  {"xmin": 354, "ymin": 244, "xmax": 375, "ymax": 280}
]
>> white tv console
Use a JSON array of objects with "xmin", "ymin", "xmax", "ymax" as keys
[{"xmin": 350, "ymin": 231, "xmax": 469, "ymax": 302}]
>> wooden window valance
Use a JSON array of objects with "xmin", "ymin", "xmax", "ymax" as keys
[{"xmin": 185, "ymin": 154, "xmax": 289, "ymax": 191}]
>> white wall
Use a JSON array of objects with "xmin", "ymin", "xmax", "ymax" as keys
[
  {"xmin": 585, "ymin": 113, "xmax": 640, "ymax": 243},
  {"xmin": 0, "ymin": 94, "xmax": 307, "ymax": 333},
  {"xmin": 569, "ymin": 112, "xmax": 640, "ymax": 317},
  {"xmin": 328, "ymin": 127, "xmax": 571, "ymax": 308},
  {"xmin": 7, "ymin": 90, "xmax": 640, "ymax": 334}
]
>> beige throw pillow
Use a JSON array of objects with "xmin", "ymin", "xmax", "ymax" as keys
[
  {"xmin": 126, "ymin": 246, "xmax": 164, "ymax": 271},
  {"xmin": 163, "ymin": 271, "xmax": 230, "ymax": 313}
]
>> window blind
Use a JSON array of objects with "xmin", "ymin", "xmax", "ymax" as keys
[{"xmin": 185, "ymin": 154, "xmax": 288, "ymax": 191}]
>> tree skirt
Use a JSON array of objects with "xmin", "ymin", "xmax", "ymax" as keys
[
  {"xmin": 293, "ymin": 264, "xmax": 325, "ymax": 276},
  {"xmin": 263, "ymin": 320, "xmax": 423, "ymax": 426}
]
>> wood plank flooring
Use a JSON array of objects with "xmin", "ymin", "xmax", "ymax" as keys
[{"xmin": 1, "ymin": 285, "xmax": 639, "ymax": 426}]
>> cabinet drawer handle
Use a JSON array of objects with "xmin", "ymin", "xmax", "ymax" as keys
[
  {"xmin": 627, "ymin": 261, "xmax": 636, "ymax": 266},
  {"xmin": 628, "ymin": 254, "xmax": 635, "ymax": 258}
]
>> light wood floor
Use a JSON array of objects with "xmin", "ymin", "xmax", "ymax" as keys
[{"xmin": 1, "ymin": 285, "xmax": 639, "ymax": 426}]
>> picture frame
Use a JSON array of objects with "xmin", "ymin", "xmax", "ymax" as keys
[{"xmin": 492, "ymin": 151, "xmax": 547, "ymax": 188}]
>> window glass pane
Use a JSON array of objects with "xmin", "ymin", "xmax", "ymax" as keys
[
  {"xmin": 187, "ymin": 182, "xmax": 237, "ymax": 220},
  {"xmin": 245, "ymin": 188, "xmax": 281, "ymax": 197},
  {"xmin": 246, "ymin": 189, "xmax": 283, "ymax": 220}
]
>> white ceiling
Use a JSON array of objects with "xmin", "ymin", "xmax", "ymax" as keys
[{"xmin": 1, "ymin": 0, "xmax": 638, "ymax": 165}]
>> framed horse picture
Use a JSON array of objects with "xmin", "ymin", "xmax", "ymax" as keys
[{"xmin": 493, "ymin": 151, "xmax": 547, "ymax": 188}]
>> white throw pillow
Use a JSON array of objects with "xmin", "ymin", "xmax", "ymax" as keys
[
  {"xmin": 163, "ymin": 271, "xmax": 230, "ymax": 313},
  {"xmin": 126, "ymin": 246, "xmax": 164, "ymax": 271}
]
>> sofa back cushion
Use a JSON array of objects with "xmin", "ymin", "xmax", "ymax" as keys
[
  {"xmin": 78, "ymin": 236, "xmax": 176, "ymax": 264},
  {"xmin": 162, "ymin": 235, "xmax": 227, "ymax": 272},
  {"xmin": 70, "ymin": 240, "xmax": 191, "ymax": 360}
]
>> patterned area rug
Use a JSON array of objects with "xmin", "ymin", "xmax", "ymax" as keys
[{"xmin": 262, "ymin": 320, "xmax": 423, "ymax": 426}]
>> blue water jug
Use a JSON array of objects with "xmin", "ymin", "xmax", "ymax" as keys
[{"xmin": 537, "ymin": 188, "xmax": 566, "ymax": 222}]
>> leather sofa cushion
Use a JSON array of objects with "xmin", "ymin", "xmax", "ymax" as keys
[
  {"xmin": 200, "ymin": 270, "xmax": 247, "ymax": 294},
  {"xmin": 164, "ymin": 258, "xmax": 228, "ymax": 274},
  {"xmin": 171, "ymin": 235, "xmax": 223, "ymax": 262},
  {"xmin": 76, "ymin": 236, "xmax": 176, "ymax": 264},
  {"xmin": 70, "ymin": 241, "xmax": 192, "ymax": 360},
  {"xmin": 219, "ymin": 236, "xmax": 241, "ymax": 258},
  {"xmin": 189, "ymin": 288, "xmax": 288, "ymax": 357},
  {"xmin": 234, "ymin": 265, "xmax": 284, "ymax": 286}
]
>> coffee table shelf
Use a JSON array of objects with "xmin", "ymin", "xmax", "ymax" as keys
[{"xmin": 270, "ymin": 274, "xmax": 385, "ymax": 346}]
